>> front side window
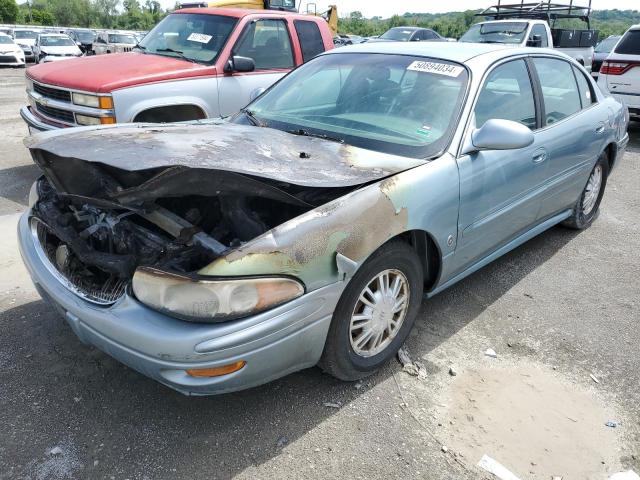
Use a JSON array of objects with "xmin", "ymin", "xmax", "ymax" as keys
[
  {"xmin": 614, "ymin": 30, "xmax": 640, "ymax": 55},
  {"xmin": 460, "ymin": 22, "xmax": 528, "ymax": 44},
  {"xmin": 294, "ymin": 20, "xmax": 324, "ymax": 62},
  {"xmin": 243, "ymin": 53, "xmax": 469, "ymax": 158},
  {"xmin": 529, "ymin": 24, "xmax": 548, "ymax": 47},
  {"xmin": 139, "ymin": 13, "xmax": 238, "ymax": 64},
  {"xmin": 532, "ymin": 57, "xmax": 581, "ymax": 125},
  {"xmin": 235, "ymin": 19, "xmax": 294, "ymax": 70},
  {"xmin": 475, "ymin": 59, "xmax": 536, "ymax": 129}
]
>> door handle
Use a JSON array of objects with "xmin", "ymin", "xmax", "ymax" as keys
[
  {"xmin": 595, "ymin": 124, "xmax": 605, "ymax": 134},
  {"xmin": 532, "ymin": 150, "xmax": 547, "ymax": 164}
]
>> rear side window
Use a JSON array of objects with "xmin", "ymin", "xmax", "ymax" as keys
[
  {"xmin": 615, "ymin": 30, "xmax": 640, "ymax": 55},
  {"xmin": 573, "ymin": 65, "xmax": 595, "ymax": 108},
  {"xmin": 475, "ymin": 59, "xmax": 536, "ymax": 129},
  {"xmin": 532, "ymin": 57, "xmax": 581, "ymax": 125},
  {"xmin": 294, "ymin": 20, "xmax": 324, "ymax": 62}
]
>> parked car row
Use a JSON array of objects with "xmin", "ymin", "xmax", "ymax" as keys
[{"xmin": 0, "ymin": 24, "xmax": 147, "ymax": 62}]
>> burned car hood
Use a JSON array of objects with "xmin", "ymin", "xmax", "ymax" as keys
[{"xmin": 25, "ymin": 121, "xmax": 425, "ymax": 189}]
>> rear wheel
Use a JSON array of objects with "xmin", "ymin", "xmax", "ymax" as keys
[
  {"xmin": 319, "ymin": 241, "xmax": 424, "ymax": 381},
  {"xmin": 563, "ymin": 152, "xmax": 609, "ymax": 229}
]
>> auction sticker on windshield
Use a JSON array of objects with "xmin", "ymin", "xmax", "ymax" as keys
[
  {"xmin": 187, "ymin": 32, "xmax": 212, "ymax": 43},
  {"xmin": 407, "ymin": 61, "xmax": 464, "ymax": 77}
]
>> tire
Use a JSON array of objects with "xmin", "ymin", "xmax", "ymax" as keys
[
  {"xmin": 562, "ymin": 152, "xmax": 609, "ymax": 230},
  {"xmin": 319, "ymin": 241, "xmax": 424, "ymax": 381}
]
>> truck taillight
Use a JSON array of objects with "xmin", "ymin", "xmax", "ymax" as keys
[{"xmin": 600, "ymin": 61, "xmax": 634, "ymax": 75}]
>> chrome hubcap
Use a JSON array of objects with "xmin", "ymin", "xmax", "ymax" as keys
[
  {"xmin": 582, "ymin": 165, "xmax": 602, "ymax": 215},
  {"xmin": 349, "ymin": 269, "xmax": 410, "ymax": 358}
]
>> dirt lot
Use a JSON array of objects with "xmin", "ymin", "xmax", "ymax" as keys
[{"xmin": 1, "ymin": 67, "xmax": 639, "ymax": 480}]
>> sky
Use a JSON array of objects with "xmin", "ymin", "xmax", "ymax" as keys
[{"xmin": 160, "ymin": 0, "xmax": 640, "ymax": 17}]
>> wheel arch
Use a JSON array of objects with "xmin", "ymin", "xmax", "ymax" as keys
[
  {"xmin": 379, "ymin": 229, "xmax": 442, "ymax": 291},
  {"xmin": 604, "ymin": 141, "xmax": 618, "ymax": 171},
  {"xmin": 133, "ymin": 104, "xmax": 207, "ymax": 123}
]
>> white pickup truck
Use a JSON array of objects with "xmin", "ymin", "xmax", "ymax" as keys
[{"xmin": 460, "ymin": 1, "xmax": 598, "ymax": 72}]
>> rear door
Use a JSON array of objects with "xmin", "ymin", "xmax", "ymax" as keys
[
  {"xmin": 603, "ymin": 28, "xmax": 640, "ymax": 111},
  {"xmin": 530, "ymin": 56, "xmax": 607, "ymax": 219},
  {"xmin": 217, "ymin": 18, "xmax": 295, "ymax": 117}
]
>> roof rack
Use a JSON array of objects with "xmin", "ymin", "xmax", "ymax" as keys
[{"xmin": 476, "ymin": 1, "xmax": 592, "ymax": 26}]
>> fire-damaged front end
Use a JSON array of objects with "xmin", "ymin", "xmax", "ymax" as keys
[{"xmin": 19, "ymin": 122, "xmax": 426, "ymax": 395}]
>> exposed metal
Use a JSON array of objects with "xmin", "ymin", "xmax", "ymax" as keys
[{"xmin": 349, "ymin": 269, "xmax": 409, "ymax": 358}]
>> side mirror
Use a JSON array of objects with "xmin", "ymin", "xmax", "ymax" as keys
[
  {"xmin": 224, "ymin": 55, "xmax": 255, "ymax": 73},
  {"xmin": 527, "ymin": 34, "xmax": 542, "ymax": 47},
  {"xmin": 463, "ymin": 119, "xmax": 534, "ymax": 154}
]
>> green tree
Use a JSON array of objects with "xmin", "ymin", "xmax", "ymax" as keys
[{"xmin": 0, "ymin": 0, "xmax": 18, "ymax": 23}]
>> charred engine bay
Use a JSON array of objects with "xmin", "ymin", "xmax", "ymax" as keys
[{"xmin": 31, "ymin": 155, "xmax": 354, "ymax": 300}]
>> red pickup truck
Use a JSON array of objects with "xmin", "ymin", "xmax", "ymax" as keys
[{"xmin": 21, "ymin": 8, "xmax": 334, "ymax": 132}]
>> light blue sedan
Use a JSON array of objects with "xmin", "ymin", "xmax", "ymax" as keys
[{"xmin": 19, "ymin": 42, "xmax": 629, "ymax": 394}]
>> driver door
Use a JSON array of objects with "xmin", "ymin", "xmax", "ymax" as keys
[
  {"xmin": 217, "ymin": 18, "xmax": 295, "ymax": 117},
  {"xmin": 454, "ymin": 59, "xmax": 549, "ymax": 271}
]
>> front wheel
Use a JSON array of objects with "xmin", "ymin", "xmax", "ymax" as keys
[
  {"xmin": 563, "ymin": 153, "xmax": 609, "ymax": 229},
  {"xmin": 319, "ymin": 241, "xmax": 424, "ymax": 381}
]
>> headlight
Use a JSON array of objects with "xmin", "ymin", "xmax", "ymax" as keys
[
  {"xmin": 72, "ymin": 92, "xmax": 113, "ymax": 109},
  {"xmin": 132, "ymin": 267, "xmax": 305, "ymax": 322}
]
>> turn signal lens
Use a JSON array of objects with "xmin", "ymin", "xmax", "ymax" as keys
[
  {"xmin": 98, "ymin": 96, "xmax": 114, "ymax": 109},
  {"xmin": 100, "ymin": 116, "xmax": 116, "ymax": 124},
  {"xmin": 186, "ymin": 361, "xmax": 246, "ymax": 377}
]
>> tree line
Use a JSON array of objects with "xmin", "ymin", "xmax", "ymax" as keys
[
  {"xmin": 0, "ymin": 0, "xmax": 170, "ymax": 30},
  {"xmin": 1, "ymin": 0, "xmax": 639, "ymax": 39},
  {"xmin": 340, "ymin": 9, "xmax": 640, "ymax": 40}
]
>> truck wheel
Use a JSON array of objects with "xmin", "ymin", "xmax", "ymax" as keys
[
  {"xmin": 319, "ymin": 241, "xmax": 423, "ymax": 381},
  {"xmin": 563, "ymin": 152, "xmax": 609, "ymax": 230}
]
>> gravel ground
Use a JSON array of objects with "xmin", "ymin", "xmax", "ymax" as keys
[{"xmin": 0, "ymin": 67, "xmax": 638, "ymax": 480}]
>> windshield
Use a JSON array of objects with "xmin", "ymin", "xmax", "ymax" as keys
[
  {"xmin": 139, "ymin": 13, "xmax": 237, "ymax": 64},
  {"xmin": 73, "ymin": 31, "xmax": 95, "ymax": 43},
  {"xmin": 241, "ymin": 53, "xmax": 469, "ymax": 159},
  {"xmin": 41, "ymin": 36, "xmax": 76, "ymax": 47},
  {"xmin": 460, "ymin": 22, "xmax": 528, "ymax": 44},
  {"xmin": 15, "ymin": 30, "xmax": 39, "ymax": 40},
  {"xmin": 108, "ymin": 34, "xmax": 136, "ymax": 44},
  {"xmin": 380, "ymin": 28, "xmax": 415, "ymax": 41},
  {"xmin": 0, "ymin": 36, "xmax": 13, "ymax": 44}
]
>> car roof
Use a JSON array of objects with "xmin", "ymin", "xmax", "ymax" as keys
[
  {"xmin": 176, "ymin": 7, "xmax": 311, "ymax": 19},
  {"xmin": 326, "ymin": 41, "xmax": 531, "ymax": 64}
]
